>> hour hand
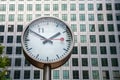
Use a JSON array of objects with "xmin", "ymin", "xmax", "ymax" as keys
[
  {"xmin": 43, "ymin": 32, "xmax": 61, "ymax": 44},
  {"xmin": 29, "ymin": 29, "xmax": 53, "ymax": 44}
]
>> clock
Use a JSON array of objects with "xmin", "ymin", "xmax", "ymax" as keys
[{"xmin": 21, "ymin": 17, "xmax": 74, "ymax": 69}]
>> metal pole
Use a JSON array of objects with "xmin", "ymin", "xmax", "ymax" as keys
[{"xmin": 43, "ymin": 65, "xmax": 51, "ymax": 80}]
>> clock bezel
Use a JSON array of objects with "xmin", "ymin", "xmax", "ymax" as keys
[{"xmin": 21, "ymin": 17, "xmax": 74, "ymax": 69}]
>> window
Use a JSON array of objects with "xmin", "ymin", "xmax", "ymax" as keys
[
  {"xmin": 97, "ymin": 14, "xmax": 104, "ymax": 21},
  {"xmin": 90, "ymin": 46, "xmax": 97, "ymax": 54},
  {"xmin": 113, "ymin": 71, "xmax": 120, "ymax": 80},
  {"xmin": 72, "ymin": 58, "xmax": 78, "ymax": 66},
  {"xmin": 79, "ymin": 14, "xmax": 85, "ymax": 21},
  {"xmin": 8, "ymin": 25, "xmax": 14, "ymax": 32},
  {"xmin": 18, "ymin": 4, "xmax": 24, "ymax": 11},
  {"xmin": 108, "ymin": 24, "xmax": 114, "ymax": 31},
  {"xmin": 9, "ymin": 14, "xmax": 14, "ymax": 21},
  {"xmin": 106, "ymin": 3, "xmax": 112, "ymax": 10},
  {"xmin": 15, "ymin": 58, "xmax": 21, "ymax": 66},
  {"xmin": 27, "ymin": 4, "xmax": 32, "ymax": 11},
  {"xmin": 16, "ymin": 35, "xmax": 21, "ymax": 43},
  {"xmin": 107, "ymin": 14, "xmax": 113, "ymax": 21},
  {"xmin": 71, "ymin": 14, "xmax": 76, "ymax": 21},
  {"xmin": 74, "ymin": 35, "xmax": 77, "ymax": 43},
  {"xmin": 6, "ymin": 47, "xmax": 12, "ymax": 54},
  {"xmin": 79, "ymin": 4, "xmax": 85, "ymax": 11},
  {"xmin": 44, "ymin": 4, "xmax": 50, "ymax": 11},
  {"xmin": 111, "ymin": 58, "xmax": 118, "ymax": 67},
  {"xmin": 5, "ymin": 70, "xmax": 11, "ymax": 79},
  {"xmin": 92, "ymin": 70, "xmax": 99, "ymax": 79},
  {"xmin": 62, "ymin": 14, "xmax": 67, "ymax": 21},
  {"xmin": 88, "ymin": 14, "xmax": 94, "ymax": 21},
  {"xmin": 70, "ymin": 4, "xmax": 76, "ymax": 11},
  {"xmin": 89, "ymin": 24, "xmax": 95, "ymax": 32},
  {"xmin": 97, "ymin": 3, "xmax": 102, "ymax": 10},
  {"xmin": 109, "ymin": 35, "xmax": 115, "ymax": 43},
  {"xmin": 34, "ymin": 70, "xmax": 40, "ymax": 79},
  {"xmin": 14, "ymin": 70, "xmax": 20, "ymax": 79},
  {"xmin": 0, "ymin": 14, "xmax": 5, "ymax": 21},
  {"xmin": 99, "ymin": 35, "xmax": 106, "ymax": 43},
  {"xmin": 90, "ymin": 35, "xmax": 96, "ymax": 43},
  {"xmin": 53, "ymin": 4, "xmax": 58, "ymax": 11},
  {"xmin": 118, "ymin": 35, "xmax": 120, "ymax": 42},
  {"xmin": 88, "ymin": 4, "xmax": 94, "ymax": 11},
  {"xmin": 63, "ymin": 61, "xmax": 69, "ymax": 66},
  {"xmin": 98, "ymin": 24, "xmax": 104, "ymax": 31},
  {"xmin": 63, "ymin": 70, "xmax": 69, "ymax": 79},
  {"xmin": 0, "ymin": 25, "xmax": 4, "ymax": 32},
  {"xmin": 72, "ymin": 47, "xmax": 78, "ymax": 54},
  {"xmin": 110, "ymin": 46, "xmax": 117, "ymax": 54},
  {"xmin": 116, "ymin": 13, "xmax": 120, "ymax": 21},
  {"xmin": 80, "ymin": 35, "xmax": 87, "ymax": 43},
  {"xmin": 100, "ymin": 46, "xmax": 107, "ymax": 54},
  {"xmin": 24, "ymin": 59, "xmax": 30, "ymax": 66},
  {"xmin": 16, "ymin": 47, "xmax": 21, "ymax": 54},
  {"xmin": 61, "ymin": 4, "xmax": 67, "ymax": 11},
  {"xmin": 18, "ymin": 14, "xmax": 23, "ymax": 21},
  {"xmin": 9, "ymin": 4, "xmax": 15, "ymax": 11},
  {"xmin": 17, "ymin": 25, "xmax": 23, "ymax": 32},
  {"xmin": 0, "ymin": 36, "xmax": 4, "ymax": 43},
  {"xmin": 0, "ymin": 4, "xmax": 6, "ymax": 11},
  {"xmin": 71, "ymin": 24, "xmax": 77, "ymax": 32},
  {"xmin": 27, "ymin": 14, "xmax": 32, "ymax": 21},
  {"xmin": 115, "ymin": 3, "xmax": 120, "ymax": 10},
  {"xmin": 102, "ymin": 70, "xmax": 110, "ymax": 79},
  {"xmin": 8, "ymin": 58, "xmax": 11, "ymax": 66},
  {"xmin": 73, "ymin": 70, "xmax": 79, "ymax": 79},
  {"xmin": 53, "ymin": 70, "xmax": 59, "ymax": 79},
  {"xmin": 91, "ymin": 58, "xmax": 98, "ymax": 66},
  {"xmin": 7, "ymin": 36, "xmax": 13, "ymax": 43},
  {"xmin": 101, "ymin": 58, "xmax": 108, "ymax": 66},
  {"xmin": 81, "ymin": 46, "xmax": 87, "ymax": 54},
  {"xmin": 82, "ymin": 58, "xmax": 88, "ymax": 66},
  {"xmin": 83, "ymin": 70, "xmax": 89, "ymax": 79},
  {"xmin": 117, "ymin": 24, "xmax": 120, "ymax": 31},
  {"xmin": 80, "ymin": 24, "xmax": 86, "ymax": 32},
  {"xmin": 36, "ymin": 4, "xmax": 41, "ymax": 11},
  {"xmin": 24, "ymin": 70, "xmax": 30, "ymax": 79}
]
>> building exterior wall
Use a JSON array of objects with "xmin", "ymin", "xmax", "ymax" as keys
[{"xmin": 0, "ymin": 0, "xmax": 120, "ymax": 80}]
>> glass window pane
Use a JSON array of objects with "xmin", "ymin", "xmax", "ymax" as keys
[
  {"xmin": 53, "ymin": 70, "xmax": 59, "ymax": 79},
  {"xmin": 24, "ymin": 70, "xmax": 30, "ymax": 79},
  {"xmin": 80, "ymin": 35, "xmax": 87, "ymax": 43},
  {"xmin": 34, "ymin": 70, "xmax": 40, "ymax": 79},
  {"xmin": 92, "ymin": 70, "xmax": 99, "ymax": 79},
  {"xmin": 63, "ymin": 70, "xmax": 69, "ymax": 79},
  {"xmin": 83, "ymin": 70, "xmax": 89, "ymax": 79}
]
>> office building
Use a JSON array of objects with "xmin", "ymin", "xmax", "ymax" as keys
[{"xmin": 0, "ymin": 0, "xmax": 120, "ymax": 80}]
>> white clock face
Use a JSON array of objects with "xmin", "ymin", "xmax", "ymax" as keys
[{"xmin": 22, "ymin": 17, "xmax": 73, "ymax": 63}]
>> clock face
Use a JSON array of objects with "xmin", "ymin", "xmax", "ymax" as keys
[{"xmin": 22, "ymin": 17, "xmax": 73, "ymax": 64}]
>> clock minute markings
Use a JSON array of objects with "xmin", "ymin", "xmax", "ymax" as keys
[
  {"xmin": 27, "ymin": 48, "xmax": 32, "ymax": 51},
  {"xmin": 36, "ymin": 54, "xmax": 39, "ymax": 59},
  {"xmin": 47, "ymin": 57, "xmax": 49, "ymax": 61},
  {"xmin": 56, "ymin": 54, "xmax": 59, "ymax": 59}
]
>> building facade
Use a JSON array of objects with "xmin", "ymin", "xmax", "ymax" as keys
[{"xmin": 0, "ymin": 0, "xmax": 120, "ymax": 80}]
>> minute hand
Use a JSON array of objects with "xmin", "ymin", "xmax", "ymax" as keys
[
  {"xmin": 29, "ymin": 29, "xmax": 53, "ymax": 44},
  {"xmin": 43, "ymin": 32, "xmax": 61, "ymax": 44}
]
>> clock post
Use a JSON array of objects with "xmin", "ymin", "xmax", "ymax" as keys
[{"xmin": 43, "ymin": 65, "xmax": 51, "ymax": 80}]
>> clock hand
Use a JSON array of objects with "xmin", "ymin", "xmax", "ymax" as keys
[
  {"xmin": 29, "ymin": 29, "xmax": 53, "ymax": 44},
  {"xmin": 43, "ymin": 32, "xmax": 61, "ymax": 44}
]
